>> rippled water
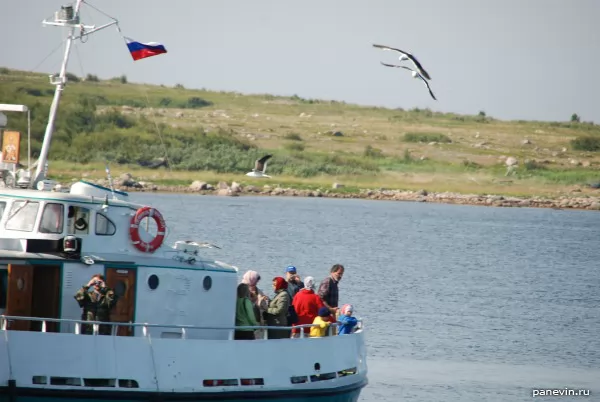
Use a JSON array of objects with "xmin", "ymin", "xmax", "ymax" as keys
[{"xmin": 130, "ymin": 193, "xmax": 600, "ymax": 401}]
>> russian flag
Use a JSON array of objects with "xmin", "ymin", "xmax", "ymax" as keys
[{"xmin": 125, "ymin": 38, "xmax": 167, "ymax": 61}]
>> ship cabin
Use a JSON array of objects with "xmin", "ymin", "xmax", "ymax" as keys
[{"xmin": 0, "ymin": 181, "xmax": 238, "ymax": 340}]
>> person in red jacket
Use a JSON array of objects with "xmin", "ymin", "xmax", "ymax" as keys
[{"xmin": 292, "ymin": 276, "xmax": 324, "ymax": 337}]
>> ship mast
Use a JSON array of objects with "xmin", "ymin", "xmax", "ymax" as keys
[{"xmin": 32, "ymin": 1, "xmax": 118, "ymax": 189}]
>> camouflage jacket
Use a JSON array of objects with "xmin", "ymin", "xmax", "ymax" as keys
[{"xmin": 74, "ymin": 285, "xmax": 118, "ymax": 322}]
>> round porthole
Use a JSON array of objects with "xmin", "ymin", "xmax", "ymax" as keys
[
  {"xmin": 203, "ymin": 276, "xmax": 212, "ymax": 291},
  {"xmin": 114, "ymin": 280, "xmax": 127, "ymax": 297},
  {"xmin": 148, "ymin": 274, "xmax": 159, "ymax": 290}
]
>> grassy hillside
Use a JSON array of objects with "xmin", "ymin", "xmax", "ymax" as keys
[{"xmin": 1, "ymin": 66, "xmax": 599, "ymax": 197}]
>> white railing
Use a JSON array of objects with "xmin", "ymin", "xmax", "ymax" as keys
[{"xmin": 0, "ymin": 315, "xmax": 363, "ymax": 339}]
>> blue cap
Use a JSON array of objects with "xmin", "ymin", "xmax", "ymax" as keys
[
  {"xmin": 285, "ymin": 265, "xmax": 297, "ymax": 273},
  {"xmin": 318, "ymin": 307, "xmax": 330, "ymax": 317}
]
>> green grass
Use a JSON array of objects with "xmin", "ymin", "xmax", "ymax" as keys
[{"xmin": 1, "ymin": 67, "xmax": 599, "ymax": 198}]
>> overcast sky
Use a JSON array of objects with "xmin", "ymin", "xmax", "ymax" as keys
[{"xmin": 1, "ymin": 0, "xmax": 598, "ymax": 123}]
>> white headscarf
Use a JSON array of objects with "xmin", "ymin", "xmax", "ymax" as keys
[{"xmin": 304, "ymin": 276, "xmax": 315, "ymax": 290}]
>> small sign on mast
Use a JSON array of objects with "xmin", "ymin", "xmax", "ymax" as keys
[{"xmin": 2, "ymin": 131, "xmax": 21, "ymax": 165}]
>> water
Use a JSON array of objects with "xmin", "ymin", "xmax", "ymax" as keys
[{"xmin": 130, "ymin": 193, "xmax": 600, "ymax": 401}]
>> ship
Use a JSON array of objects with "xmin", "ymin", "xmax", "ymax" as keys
[{"xmin": 0, "ymin": 2, "xmax": 368, "ymax": 401}]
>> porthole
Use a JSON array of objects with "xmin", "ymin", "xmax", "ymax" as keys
[
  {"xmin": 17, "ymin": 278, "xmax": 25, "ymax": 291},
  {"xmin": 148, "ymin": 274, "xmax": 159, "ymax": 290},
  {"xmin": 203, "ymin": 276, "xmax": 212, "ymax": 291},
  {"xmin": 114, "ymin": 280, "xmax": 127, "ymax": 297}
]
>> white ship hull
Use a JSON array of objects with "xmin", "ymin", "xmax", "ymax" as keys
[{"xmin": 0, "ymin": 326, "xmax": 367, "ymax": 401}]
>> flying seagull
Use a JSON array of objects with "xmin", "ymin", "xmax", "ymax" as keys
[
  {"xmin": 246, "ymin": 154, "xmax": 272, "ymax": 178},
  {"xmin": 380, "ymin": 62, "xmax": 437, "ymax": 101},
  {"xmin": 372, "ymin": 43, "xmax": 431, "ymax": 80}
]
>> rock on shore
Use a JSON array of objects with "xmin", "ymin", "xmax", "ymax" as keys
[{"xmin": 79, "ymin": 175, "xmax": 600, "ymax": 211}]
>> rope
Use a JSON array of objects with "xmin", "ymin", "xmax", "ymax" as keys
[
  {"xmin": 142, "ymin": 90, "xmax": 171, "ymax": 172},
  {"xmin": 73, "ymin": 44, "xmax": 86, "ymax": 78},
  {"xmin": 139, "ymin": 87, "xmax": 185, "ymax": 245},
  {"xmin": 30, "ymin": 39, "xmax": 68, "ymax": 73},
  {"xmin": 82, "ymin": 0, "xmax": 119, "ymax": 23}
]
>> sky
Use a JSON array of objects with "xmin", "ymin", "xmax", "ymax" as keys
[{"xmin": 1, "ymin": 0, "xmax": 599, "ymax": 123}]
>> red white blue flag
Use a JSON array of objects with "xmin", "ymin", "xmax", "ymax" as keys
[{"xmin": 125, "ymin": 38, "xmax": 167, "ymax": 61}]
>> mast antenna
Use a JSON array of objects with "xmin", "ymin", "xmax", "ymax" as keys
[
  {"xmin": 105, "ymin": 163, "xmax": 117, "ymax": 200},
  {"xmin": 31, "ymin": 1, "xmax": 118, "ymax": 189}
]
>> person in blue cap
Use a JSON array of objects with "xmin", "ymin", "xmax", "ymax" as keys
[{"xmin": 284, "ymin": 265, "xmax": 304, "ymax": 300}]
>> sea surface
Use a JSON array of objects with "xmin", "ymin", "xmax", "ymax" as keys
[{"xmin": 130, "ymin": 193, "xmax": 600, "ymax": 402}]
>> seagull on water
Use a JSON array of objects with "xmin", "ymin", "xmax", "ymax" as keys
[
  {"xmin": 380, "ymin": 62, "xmax": 437, "ymax": 101},
  {"xmin": 372, "ymin": 43, "xmax": 431, "ymax": 80},
  {"xmin": 246, "ymin": 154, "xmax": 272, "ymax": 178}
]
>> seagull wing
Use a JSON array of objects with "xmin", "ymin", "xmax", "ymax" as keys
[
  {"xmin": 405, "ymin": 54, "xmax": 431, "ymax": 81},
  {"xmin": 417, "ymin": 74, "xmax": 437, "ymax": 100},
  {"xmin": 255, "ymin": 154, "xmax": 273, "ymax": 171},
  {"xmin": 381, "ymin": 63, "xmax": 437, "ymax": 100},
  {"xmin": 372, "ymin": 43, "xmax": 406, "ymax": 54},
  {"xmin": 373, "ymin": 44, "xmax": 431, "ymax": 80},
  {"xmin": 380, "ymin": 62, "xmax": 413, "ymax": 71}
]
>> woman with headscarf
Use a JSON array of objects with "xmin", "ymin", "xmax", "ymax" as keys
[
  {"xmin": 241, "ymin": 270, "xmax": 269, "ymax": 339},
  {"xmin": 291, "ymin": 276, "xmax": 325, "ymax": 337},
  {"xmin": 241, "ymin": 271, "xmax": 268, "ymax": 318},
  {"xmin": 265, "ymin": 277, "xmax": 290, "ymax": 339}
]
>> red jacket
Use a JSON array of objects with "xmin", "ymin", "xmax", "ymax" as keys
[{"xmin": 292, "ymin": 289, "xmax": 324, "ymax": 334}]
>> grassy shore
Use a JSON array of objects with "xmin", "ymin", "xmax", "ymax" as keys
[{"xmin": 1, "ymin": 67, "xmax": 599, "ymax": 203}]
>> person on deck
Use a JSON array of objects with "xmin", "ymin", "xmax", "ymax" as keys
[
  {"xmin": 74, "ymin": 274, "xmax": 117, "ymax": 335},
  {"xmin": 317, "ymin": 264, "xmax": 345, "ymax": 335},
  {"xmin": 234, "ymin": 283, "xmax": 259, "ymax": 340},
  {"xmin": 337, "ymin": 304, "xmax": 358, "ymax": 335},
  {"xmin": 241, "ymin": 270, "xmax": 269, "ymax": 339},
  {"xmin": 310, "ymin": 307, "xmax": 332, "ymax": 338},
  {"xmin": 292, "ymin": 276, "xmax": 324, "ymax": 337},
  {"xmin": 265, "ymin": 277, "xmax": 290, "ymax": 339},
  {"xmin": 284, "ymin": 265, "xmax": 304, "ymax": 300}
]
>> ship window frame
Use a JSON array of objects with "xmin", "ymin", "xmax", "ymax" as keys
[
  {"xmin": 95, "ymin": 212, "xmax": 116, "ymax": 236},
  {"xmin": 38, "ymin": 202, "xmax": 64, "ymax": 234},
  {"xmin": 67, "ymin": 205, "xmax": 91, "ymax": 235},
  {"xmin": 5, "ymin": 200, "xmax": 40, "ymax": 232},
  {"xmin": 0, "ymin": 201, "xmax": 6, "ymax": 223}
]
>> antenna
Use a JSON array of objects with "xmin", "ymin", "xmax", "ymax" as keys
[
  {"xmin": 31, "ymin": 1, "xmax": 119, "ymax": 189},
  {"xmin": 105, "ymin": 163, "xmax": 117, "ymax": 200}
]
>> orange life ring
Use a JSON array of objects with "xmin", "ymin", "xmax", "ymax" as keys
[{"xmin": 129, "ymin": 206, "xmax": 166, "ymax": 253}]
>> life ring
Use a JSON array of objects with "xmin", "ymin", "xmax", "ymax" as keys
[{"xmin": 129, "ymin": 207, "xmax": 166, "ymax": 253}]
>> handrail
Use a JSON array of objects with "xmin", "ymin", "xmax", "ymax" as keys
[{"xmin": 0, "ymin": 315, "xmax": 363, "ymax": 338}]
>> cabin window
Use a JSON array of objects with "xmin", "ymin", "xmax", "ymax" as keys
[
  {"xmin": 95, "ymin": 213, "xmax": 116, "ymax": 236},
  {"xmin": 114, "ymin": 280, "xmax": 127, "ymax": 298},
  {"xmin": 5, "ymin": 200, "xmax": 39, "ymax": 232},
  {"xmin": 118, "ymin": 379, "xmax": 139, "ymax": 388},
  {"xmin": 39, "ymin": 203, "xmax": 64, "ymax": 234},
  {"xmin": 310, "ymin": 372, "xmax": 337, "ymax": 382},
  {"xmin": 0, "ymin": 201, "xmax": 6, "ymax": 220},
  {"xmin": 67, "ymin": 206, "xmax": 90, "ymax": 235}
]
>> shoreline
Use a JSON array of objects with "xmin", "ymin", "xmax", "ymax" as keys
[{"xmin": 108, "ymin": 180, "xmax": 600, "ymax": 211}]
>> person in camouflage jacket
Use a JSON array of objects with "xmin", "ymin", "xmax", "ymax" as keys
[{"xmin": 74, "ymin": 274, "xmax": 118, "ymax": 335}]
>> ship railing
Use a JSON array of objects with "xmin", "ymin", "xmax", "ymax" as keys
[{"xmin": 0, "ymin": 315, "xmax": 363, "ymax": 339}]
